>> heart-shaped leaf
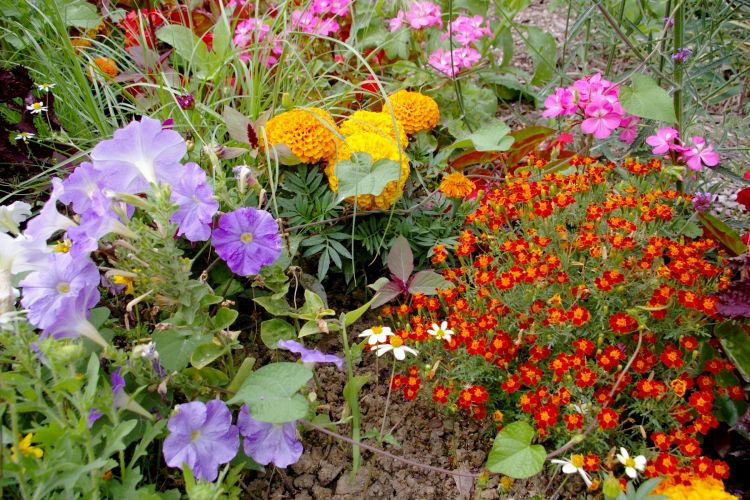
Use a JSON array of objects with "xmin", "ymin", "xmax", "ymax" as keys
[
  {"xmin": 388, "ymin": 235, "xmax": 414, "ymax": 282},
  {"xmin": 619, "ymin": 74, "xmax": 677, "ymax": 123},
  {"xmin": 228, "ymin": 362, "xmax": 312, "ymax": 423},
  {"xmin": 486, "ymin": 421, "xmax": 546, "ymax": 478}
]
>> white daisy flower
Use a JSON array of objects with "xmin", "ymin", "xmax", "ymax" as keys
[
  {"xmin": 26, "ymin": 102, "xmax": 47, "ymax": 114},
  {"xmin": 427, "ymin": 320, "xmax": 454, "ymax": 342},
  {"xmin": 14, "ymin": 132, "xmax": 35, "ymax": 142},
  {"xmin": 375, "ymin": 335, "xmax": 418, "ymax": 361},
  {"xmin": 36, "ymin": 83, "xmax": 55, "ymax": 92},
  {"xmin": 616, "ymin": 447, "xmax": 646, "ymax": 478},
  {"xmin": 358, "ymin": 325, "xmax": 393, "ymax": 345},
  {"xmin": 551, "ymin": 454, "xmax": 592, "ymax": 487}
]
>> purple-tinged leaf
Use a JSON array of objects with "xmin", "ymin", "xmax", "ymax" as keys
[
  {"xmin": 715, "ymin": 279, "xmax": 750, "ymax": 319},
  {"xmin": 223, "ymin": 106, "xmax": 254, "ymax": 146},
  {"xmin": 369, "ymin": 281, "xmax": 403, "ymax": 309},
  {"xmin": 387, "ymin": 235, "xmax": 413, "ymax": 283},
  {"xmin": 408, "ymin": 270, "xmax": 453, "ymax": 295}
]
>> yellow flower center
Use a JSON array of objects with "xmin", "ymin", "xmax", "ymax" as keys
[
  {"xmin": 625, "ymin": 457, "xmax": 636, "ymax": 468},
  {"xmin": 390, "ymin": 336, "xmax": 404, "ymax": 348},
  {"xmin": 571, "ymin": 454, "xmax": 585, "ymax": 468},
  {"xmin": 240, "ymin": 232, "xmax": 254, "ymax": 244},
  {"xmin": 191, "ymin": 430, "xmax": 201, "ymax": 441},
  {"xmin": 435, "ymin": 328, "xmax": 446, "ymax": 338},
  {"xmin": 57, "ymin": 282, "xmax": 71, "ymax": 294},
  {"xmin": 32, "ymin": 102, "xmax": 43, "ymax": 110},
  {"xmin": 53, "ymin": 239, "xmax": 71, "ymax": 253},
  {"xmin": 372, "ymin": 326, "xmax": 383, "ymax": 334}
]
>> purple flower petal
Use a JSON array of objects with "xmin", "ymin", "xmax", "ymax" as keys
[
  {"xmin": 237, "ymin": 405, "xmax": 302, "ymax": 468},
  {"xmin": 169, "ymin": 162, "xmax": 218, "ymax": 242},
  {"xmin": 211, "ymin": 207, "xmax": 282, "ymax": 276},
  {"xmin": 277, "ymin": 339, "xmax": 344, "ymax": 369}
]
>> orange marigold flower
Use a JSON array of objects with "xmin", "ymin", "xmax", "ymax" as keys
[
  {"xmin": 264, "ymin": 107, "xmax": 338, "ymax": 164},
  {"xmin": 597, "ymin": 408, "xmax": 619, "ymax": 430},
  {"xmin": 92, "ymin": 57, "xmax": 118, "ymax": 78},
  {"xmin": 608, "ymin": 312, "xmax": 638, "ymax": 334},
  {"xmin": 440, "ymin": 171, "xmax": 476, "ymax": 199},
  {"xmin": 382, "ymin": 89, "xmax": 440, "ymax": 135},
  {"xmin": 670, "ymin": 378, "xmax": 688, "ymax": 397}
]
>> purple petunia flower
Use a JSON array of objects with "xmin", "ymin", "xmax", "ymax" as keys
[
  {"xmin": 19, "ymin": 252, "xmax": 100, "ymax": 330},
  {"xmin": 211, "ymin": 207, "xmax": 282, "ymax": 276},
  {"xmin": 25, "ymin": 178, "xmax": 77, "ymax": 242},
  {"xmin": 66, "ymin": 190, "xmax": 135, "ymax": 257},
  {"xmin": 40, "ymin": 286, "xmax": 106, "ymax": 347},
  {"xmin": 60, "ymin": 162, "xmax": 106, "ymax": 215},
  {"xmin": 163, "ymin": 400, "xmax": 240, "ymax": 482},
  {"xmin": 277, "ymin": 339, "xmax": 344, "ymax": 369},
  {"xmin": 87, "ymin": 407, "xmax": 103, "ymax": 428},
  {"xmin": 111, "ymin": 367, "xmax": 125, "ymax": 399},
  {"xmin": 169, "ymin": 162, "xmax": 218, "ymax": 242},
  {"xmin": 90, "ymin": 116, "xmax": 186, "ymax": 194},
  {"xmin": 237, "ymin": 405, "xmax": 302, "ymax": 468}
]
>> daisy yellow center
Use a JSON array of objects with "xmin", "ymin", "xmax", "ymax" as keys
[
  {"xmin": 571, "ymin": 454, "xmax": 585, "ymax": 468},
  {"xmin": 240, "ymin": 232, "xmax": 254, "ymax": 244},
  {"xmin": 57, "ymin": 282, "xmax": 71, "ymax": 294},
  {"xmin": 32, "ymin": 102, "xmax": 43, "ymax": 110},
  {"xmin": 435, "ymin": 328, "xmax": 446, "ymax": 338},
  {"xmin": 372, "ymin": 326, "xmax": 383, "ymax": 334},
  {"xmin": 390, "ymin": 336, "xmax": 404, "ymax": 348},
  {"xmin": 625, "ymin": 457, "xmax": 636, "ymax": 468},
  {"xmin": 191, "ymin": 430, "xmax": 201, "ymax": 441}
]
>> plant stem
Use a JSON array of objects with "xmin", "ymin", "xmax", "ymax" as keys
[
  {"xmin": 338, "ymin": 314, "xmax": 361, "ymax": 474},
  {"xmin": 673, "ymin": 1, "xmax": 685, "ymax": 133},
  {"xmin": 379, "ymin": 357, "xmax": 397, "ymax": 439}
]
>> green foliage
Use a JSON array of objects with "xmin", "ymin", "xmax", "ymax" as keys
[
  {"xmin": 228, "ymin": 363, "xmax": 312, "ymax": 423},
  {"xmin": 619, "ymin": 74, "xmax": 677, "ymax": 123},
  {"xmin": 486, "ymin": 422, "xmax": 546, "ymax": 478},
  {"xmin": 334, "ymin": 153, "xmax": 402, "ymax": 203}
]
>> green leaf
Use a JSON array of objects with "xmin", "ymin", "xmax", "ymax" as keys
[
  {"xmin": 527, "ymin": 27, "xmax": 556, "ymax": 85},
  {"xmin": 190, "ymin": 343, "xmax": 229, "ymax": 370},
  {"xmin": 408, "ymin": 270, "xmax": 453, "ymax": 295},
  {"xmin": 253, "ymin": 295, "xmax": 292, "ymax": 316},
  {"xmin": 714, "ymin": 323, "xmax": 750, "ymax": 382},
  {"xmin": 451, "ymin": 120, "xmax": 514, "ymax": 152},
  {"xmin": 61, "ymin": 0, "xmax": 102, "ymax": 29},
  {"xmin": 334, "ymin": 153, "xmax": 402, "ymax": 202},
  {"xmin": 102, "ymin": 420, "xmax": 139, "ymax": 457},
  {"xmin": 260, "ymin": 319, "xmax": 296, "ymax": 348},
  {"xmin": 84, "ymin": 353, "xmax": 100, "ymax": 400},
  {"xmin": 387, "ymin": 235, "xmax": 414, "ymax": 283},
  {"xmin": 156, "ymin": 24, "xmax": 212, "ymax": 76},
  {"xmin": 153, "ymin": 329, "xmax": 212, "ymax": 372},
  {"xmin": 298, "ymin": 320, "xmax": 322, "ymax": 338},
  {"xmin": 486, "ymin": 421, "xmax": 546, "ymax": 478},
  {"xmin": 228, "ymin": 362, "xmax": 312, "ymax": 423},
  {"xmin": 698, "ymin": 212, "xmax": 746, "ymax": 256},
  {"xmin": 344, "ymin": 296, "xmax": 379, "ymax": 327},
  {"xmin": 619, "ymin": 74, "xmax": 677, "ymax": 123},
  {"xmin": 343, "ymin": 375, "xmax": 369, "ymax": 414},
  {"xmin": 211, "ymin": 307, "xmax": 238, "ymax": 331},
  {"xmin": 227, "ymin": 357, "xmax": 256, "ymax": 394}
]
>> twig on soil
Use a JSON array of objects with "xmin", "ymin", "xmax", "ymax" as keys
[
  {"xmin": 301, "ymin": 419, "xmax": 483, "ymax": 479},
  {"xmin": 545, "ymin": 328, "xmax": 644, "ymax": 459}
]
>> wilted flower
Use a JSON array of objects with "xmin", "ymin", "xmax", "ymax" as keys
[
  {"xmin": 211, "ymin": 207, "xmax": 282, "ymax": 276},
  {"xmin": 277, "ymin": 339, "xmax": 344, "ymax": 369},
  {"xmin": 163, "ymin": 400, "xmax": 240, "ymax": 482},
  {"xmin": 176, "ymin": 93, "xmax": 194, "ymax": 110},
  {"xmin": 169, "ymin": 162, "xmax": 218, "ymax": 242},
  {"xmin": 616, "ymin": 447, "xmax": 647, "ymax": 478},
  {"xmin": 672, "ymin": 47, "xmax": 693, "ymax": 62},
  {"xmin": 358, "ymin": 325, "xmax": 393, "ymax": 345},
  {"xmin": 237, "ymin": 405, "xmax": 302, "ymax": 468}
]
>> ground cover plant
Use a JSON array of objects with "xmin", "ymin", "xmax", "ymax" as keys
[{"xmin": 1, "ymin": 0, "xmax": 749, "ymax": 498}]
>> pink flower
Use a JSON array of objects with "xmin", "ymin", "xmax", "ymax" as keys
[
  {"xmin": 314, "ymin": 17, "xmax": 340, "ymax": 36},
  {"xmin": 445, "ymin": 15, "xmax": 491, "ymax": 45},
  {"xmin": 388, "ymin": 10, "xmax": 405, "ymax": 32},
  {"xmin": 645, "ymin": 127, "xmax": 680, "ymax": 155},
  {"xmin": 574, "ymin": 73, "xmax": 614, "ymax": 106},
  {"xmin": 233, "ymin": 18, "xmax": 270, "ymax": 48},
  {"xmin": 291, "ymin": 10, "xmax": 320, "ymax": 33},
  {"xmin": 428, "ymin": 47, "xmax": 480, "ymax": 76},
  {"xmin": 405, "ymin": 1, "xmax": 442, "ymax": 29},
  {"xmin": 617, "ymin": 116, "xmax": 640, "ymax": 145},
  {"xmin": 312, "ymin": 0, "xmax": 349, "ymax": 16},
  {"xmin": 543, "ymin": 87, "xmax": 576, "ymax": 118},
  {"xmin": 580, "ymin": 96, "xmax": 622, "ymax": 139},
  {"xmin": 681, "ymin": 136, "xmax": 720, "ymax": 171}
]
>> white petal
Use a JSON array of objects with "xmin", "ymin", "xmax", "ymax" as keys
[
  {"xmin": 402, "ymin": 346, "xmax": 419, "ymax": 356},
  {"xmin": 625, "ymin": 467, "xmax": 637, "ymax": 479},
  {"xmin": 619, "ymin": 447, "xmax": 629, "ymax": 459},
  {"xmin": 440, "ymin": 321, "xmax": 448, "ymax": 330},
  {"xmin": 579, "ymin": 469, "xmax": 592, "ymax": 487},
  {"xmin": 616, "ymin": 453, "xmax": 626, "ymax": 465},
  {"xmin": 394, "ymin": 347, "xmax": 406, "ymax": 360},
  {"xmin": 634, "ymin": 456, "xmax": 647, "ymax": 469},
  {"xmin": 561, "ymin": 463, "xmax": 577, "ymax": 474},
  {"xmin": 375, "ymin": 345, "xmax": 392, "ymax": 357},
  {"xmin": 358, "ymin": 329, "xmax": 373, "ymax": 337}
]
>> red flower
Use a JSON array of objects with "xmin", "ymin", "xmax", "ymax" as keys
[
  {"xmin": 654, "ymin": 452, "xmax": 678, "ymax": 475},
  {"xmin": 597, "ymin": 408, "xmax": 619, "ymax": 430},
  {"xmin": 738, "ymin": 187, "xmax": 750, "ymax": 211},
  {"xmin": 688, "ymin": 390, "xmax": 714, "ymax": 414},
  {"xmin": 563, "ymin": 412, "xmax": 584, "ymax": 430},
  {"xmin": 432, "ymin": 385, "xmax": 449, "ymax": 404},
  {"xmin": 575, "ymin": 368, "xmax": 597, "ymax": 388},
  {"xmin": 608, "ymin": 312, "xmax": 638, "ymax": 333},
  {"xmin": 121, "ymin": 9, "xmax": 165, "ymax": 48}
]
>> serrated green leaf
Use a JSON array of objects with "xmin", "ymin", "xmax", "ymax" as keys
[
  {"xmin": 619, "ymin": 74, "xmax": 677, "ymax": 123},
  {"xmin": 486, "ymin": 421, "xmax": 546, "ymax": 478},
  {"xmin": 228, "ymin": 363, "xmax": 312, "ymax": 423}
]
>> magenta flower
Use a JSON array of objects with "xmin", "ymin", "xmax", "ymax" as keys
[
  {"xmin": 312, "ymin": 0, "xmax": 349, "ymax": 16},
  {"xmin": 681, "ymin": 136, "xmax": 720, "ymax": 171},
  {"xmin": 19, "ymin": 252, "xmax": 100, "ymax": 330},
  {"xmin": 645, "ymin": 127, "xmax": 680, "ymax": 155},
  {"xmin": 388, "ymin": 10, "xmax": 405, "ymax": 32},
  {"xmin": 446, "ymin": 15, "xmax": 491, "ymax": 46},
  {"xmin": 237, "ymin": 405, "xmax": 302, "ymax": 468},
  {"xmin": 543, "ymin": 87, "xmax": 576, "ymax": 118},
  {"xmin": 169, "ymin": 162, "xmax": 218, "ymax": 242},
  {"xmin": 428, "ymin": 47, "xmax": 480, "ymax": 76},
  {"xmin": 90, "ymin": 117, "xmax": 186, "ymax": 194},
  {"xmin": 291, "ymin": 10, "xmax": 321, "ymax": 33},
  {"xmin": 405, "ymin": 1, "xmax": 442, "ymax": 29},
  {"xmin": 580, "ymin": 96, "xmax": 622, "ymax": 139},
  {"xmin": 163, "ymin": 400, "xmax": 239, "ymax": 482},
  {"xmin": 277, "ymin": 339, "xmax": 344, "ymax": 369},
  {"xmin": 617, "ymin": 116, "xmax": 640, "ymax": 145},
  {"xmin": 233, "ymin": 18, "xmax": 271, "ymax": 47},
  {"xmin": 211, "ymin": 207, "xmax": 282, "ymax": 277}
]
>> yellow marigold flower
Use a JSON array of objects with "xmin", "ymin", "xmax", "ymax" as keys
[
  {"xmin": 439, "ymin": 171, "xmax": 476, "ymax": 199},
  {"xmin": 654, "ymin": 475, "xmax": 735, "ymax": 500},
  {"xmin": 262, "ymin": 108, "xmax": 338, "ymax": 164},
  {"xmin": 339, "ymin": 110, "xmax": 408, "ymax": 149},
  {"xmin": 10, "ymin": 433, "xmax": 43, "ymax": 461},
  {"xmin": 382, "ymin": 89, "xmax": 440, "ymax": 136},
  {"xmin": 325, "ymin": 132, "xmax": 410, "ymax": 211},
  {"xmin": 92, "ymin": 57, "xmax": 119, "ymax": 78}
]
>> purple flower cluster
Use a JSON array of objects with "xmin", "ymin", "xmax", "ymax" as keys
[
  {"xmin": 163, "ymin": 400, "xmax": 303, "ymax": 481},
  {"xmin": 645, "ymin": 127, "xmax": 720, "ymax": 170},
  {"xmin": 543, "ymin": 73, "xmax": 640, "ymax": 142},
  {"xmin": 672, "ymin": 47, "xmax": 693, "ymax": 63}
]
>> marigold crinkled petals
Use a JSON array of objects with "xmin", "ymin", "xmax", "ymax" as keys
[
  {"xmin": 262, "ymin": 107, "xmax": 338, "ymax": 164},
  {"xmin": 382, "ymin": 90, "xmax": 440, "ymax": 136}
]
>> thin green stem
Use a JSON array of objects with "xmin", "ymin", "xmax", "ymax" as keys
[
  {"xmin": 674, "ymin": 2, "xmax": 685, "ymax": 133},
  {"xmin": 379, "ymin": 356, "xmax": 397, "ymax": 439},
  {"xmin": 338, "ymin": 314, "xmax": 361, "ymax": 474}
]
